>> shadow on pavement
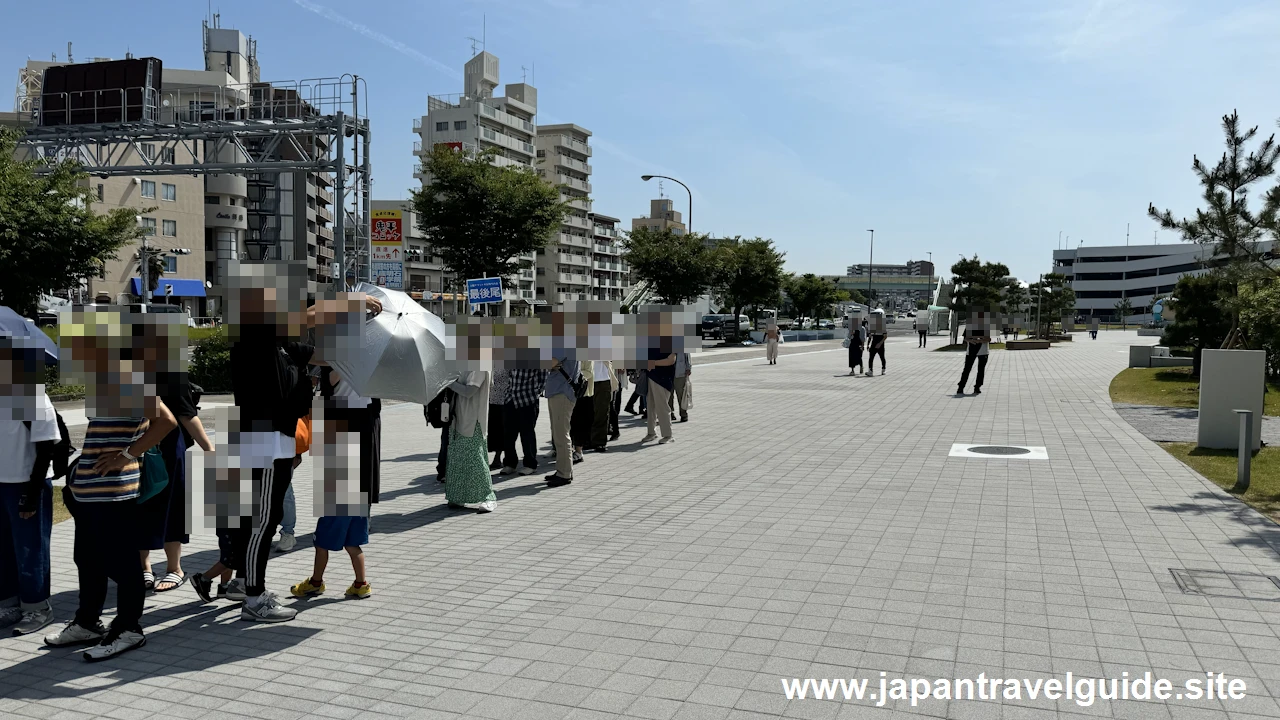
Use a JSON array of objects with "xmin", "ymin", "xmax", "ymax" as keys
[
  {"xmin": 0, "ymin": 605, "xmax": 320, "ymax": 701},
  {"xmin": 1150, "ymin": 491, "xmax": 1280, "ymax": 557}
]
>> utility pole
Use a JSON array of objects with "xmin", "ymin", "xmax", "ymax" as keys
[
  {"xmin": 137, "ymin": 215, "xmax": 149, "ymax": 307},
  {"xmin": 1036, "ymin": 273, "xmax": 1044, "ymax": 339},
  {"xmin": 866, "ymin": 229, "xmax": 875, "ymax": 307}
]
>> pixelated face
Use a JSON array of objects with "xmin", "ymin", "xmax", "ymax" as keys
[
  {"xmin": 0, "ymin": 341, "xmax": 43, "ymax": 392},
  {"xmin": 311, "ymin": 292, "xmax": 367, "ymax": 364},
  {"xmin": 226, "ymin": 261, "xmax": 310, "ymax": 339}
]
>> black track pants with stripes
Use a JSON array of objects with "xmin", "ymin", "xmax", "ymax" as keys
[{"xmin": 230, "ymin": 457, "xmax": 294, "ymax": 598}]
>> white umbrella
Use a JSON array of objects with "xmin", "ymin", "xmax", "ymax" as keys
[{"xmin": 329, "ymin": 283, "xmax": 449, "ymax": 405}]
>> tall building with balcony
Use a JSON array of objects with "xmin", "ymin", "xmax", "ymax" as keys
[
  {"xmin": 533, "ymin": 124, "xmax": 593, "ymax": 307},
  {"xmin": 413, "ymin": 51, "xmax": 538, "ymax": 305},
  {"xmin": 631, "ymin": 198, "xmax": 687, "ymax": 235},
  {"xmin": 589, "ymin": 214, "xmax": 630, "ymax": 302}
]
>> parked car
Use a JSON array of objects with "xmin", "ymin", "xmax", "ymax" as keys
[{"xmin": 818, "ymin": 319, "xmax": 834, "ymax": 329}]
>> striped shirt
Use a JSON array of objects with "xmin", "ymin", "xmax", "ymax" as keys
[{"xmin": 71, "ymin": 417, "xmax": 149, "ymax": 503}]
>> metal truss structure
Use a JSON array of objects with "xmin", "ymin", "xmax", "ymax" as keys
[{"xmin": 14, "ymin": 76, "xmax": 373, "ymax": 283}]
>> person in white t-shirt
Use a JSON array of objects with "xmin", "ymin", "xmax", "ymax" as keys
[
  {"xmin": 956, "ymin": 313, "xmax": 993, "ymax": 396},
  {"xmin": 0, "ymin": 338, "xmax": 60, "ymax": 636}
]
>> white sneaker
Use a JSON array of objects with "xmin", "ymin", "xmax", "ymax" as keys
[
  {"xmin": 44, "ymin": 621, "xmax": 106, "ymax": 647},
  {"xmin": 517, "ymin": 466, "xmax": 535, "ymax": 476},
  {"xmin": 241, "ymin": 591, "xmax": 297, "ymax": 623},
  {"xmin": 83, "ymin": 628, "xmax": 146, "ymax": 662},
  {"xmin": 500, "ymin": 465, "xmax": 518, "ymax": 475},
  {"xmin": 274, "ymin": 533, "xmax": 296, "ymax": 553},
  {"xmin": 864, "ymin": 371, "xmax": 873, "ymax": 377},
  {"xmin": 659, "ymin": 437, "xmax": 675, "ymax": 444},
  {"xmin": 880, "ymin": 369, "xmax": 886, "ymax": 375},
  {"xmin": 223, "ymin": 578, "xmax": 247, "ymax": 601},
  {"xmin": 641, "ymin": 433, "xmax": 658, "ymax": 442}
]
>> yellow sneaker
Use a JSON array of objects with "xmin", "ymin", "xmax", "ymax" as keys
[
  {"xmin": 344, "ymin": 582, "xmax": 372, "ymax": 599},
  {"xmin": 290, "ymin": 577, "xmax": 325, "ymax": 598}
]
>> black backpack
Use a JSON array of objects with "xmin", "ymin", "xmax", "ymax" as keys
[
  {"xmin": 277, "ymin": 347, "xmax": 315, "ymax": 422},
  {"xmin": 25, "ymin": 411, "xmax": 76, "ymax": 480}
]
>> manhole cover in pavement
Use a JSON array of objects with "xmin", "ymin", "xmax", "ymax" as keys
[
  {"xmin": 1170, "ymin": 569, "xmax": 1280, "ymax": 601},
  {"xmin": 968, "ymin": 446, "xmax": 1032, "ymax": 456}
]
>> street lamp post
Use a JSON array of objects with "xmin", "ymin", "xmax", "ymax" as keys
[
  {"xmin": 866, "ymin": 229, "xmax": 874, "ymax": 307},
  {"xmin": 641, "ymin": 175, "xmax": 691, "ymax": 232}
]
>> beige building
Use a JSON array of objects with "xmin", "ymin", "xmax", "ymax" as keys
[
  {"xmin": 413, "ymin": 51, "xmax": 537, "ymax": 307},
  {"xmin": 588, "ymin": 214, "xmax": 629, "ymax": 303},
  {"xmin": 11, "ymin": 18, "xmax": 337, "ymax": 315},
  {"xmin": 533, "ymin": 124, "xmax": 596, "ymax": 307},
  {"xmin": 631, "ymin": 198, "xmax": 687, "ymax": 235}
]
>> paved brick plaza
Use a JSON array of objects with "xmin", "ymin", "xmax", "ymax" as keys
[{"xmin": 3, "ymin": 331, "xmax": 1280, "ymax": 719}]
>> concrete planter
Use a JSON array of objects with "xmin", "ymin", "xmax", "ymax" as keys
[
  {"xmin": 1129, "ymin": 346, "xmax": 1153, "ymax": 368},
  {"xmin": 1137, "ymin": 328, "xmax": 1164, "ymax": 337},
  {"xmin": 1198, "ymin": 349, "xmax": 1265, "ymax": 450},
  {"xmin": 1007, "ymin": 340, "xmax": 1050, "ymax": 350}
]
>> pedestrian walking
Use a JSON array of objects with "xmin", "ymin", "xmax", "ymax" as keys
[
  {"xmin": 956, "ymin": 314, "xmax": 992, "ymax": 396},
  {"xmin": 764, "ymin": 322, "xmax": 781, "ymax": 364},
  {"xmin": 915, "ymin": 316, "xmax": 928, "ymax": 348},
  {"xmin": 643, "ymin": 342, "xmax": 677, "ymax": 444},
  {"xmin": 443, "ymin": 369, "xmax": 497, "ymax": 512},
  {"xmin": 544, "ymin": 349, "xmax": 579, "ymax": 487},
  {"xmin": 0, "ymin": 337, "xmax": 61, "ymax": 637},
  {"xmin": 503, "ymin": 368, "xmax": 544, "ymax": 475},
  {"xmin": 866, "ymin": 316, "xmax": 887, "ymax": 376},
  {"xmin": 846, "ymin": 320, "xmax": 865, "ymax": 376}
]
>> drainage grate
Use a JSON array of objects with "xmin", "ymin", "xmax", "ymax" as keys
[
  {"xmin": 949, "ymin": 444, "xmax": 1048, "ymax": 460},
  {"xmin": 968, "ymin": 446, "xmax": 1031, "ymax": 456},
  {"xmin": 1170, "ymin": 569, "xmax": 1280, "ymax": 601}
]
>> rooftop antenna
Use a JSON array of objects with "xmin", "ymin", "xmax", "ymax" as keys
[
  {"xmin": 658, "ymin": 179, "xmax": 665, "ymax": 198},
  {"xmin": 521, "ymin": 65, "xmax": 527, "ymax": 83},
  {"xmin": 1126, "ymin": 222, "xmax": 1130, "ymax": 246},
  {"xmin": 67, "ymin": 42, "xmax": 72, "ymax": 63},
  {"xmin": 467, "ymin": 36, "xmax": 480, "ymax": 57}
]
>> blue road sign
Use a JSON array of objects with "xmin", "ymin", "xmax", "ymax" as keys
[{"xmin": 465, "ymin": 277, "xmax": 504, "ymax": 305}]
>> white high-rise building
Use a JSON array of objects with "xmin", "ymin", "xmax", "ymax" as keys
[
  {"xmin": 533, "ymin": 124, "xmax": 594, "ymax": 306},
  {"xmin": 413, "ymin": 51, "xmax": 538, "ymax": 307}
]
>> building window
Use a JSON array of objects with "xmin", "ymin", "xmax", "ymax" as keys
[
  {"xmin": 140, "ymin": 143, "xmax": 156, "ymax": 161},
  {"xmin": 140, "ymin": 180, "xmax": 156, "ymax": 198},
  {"xmin": 96, "ymin": 184, "xmax": 103, "ymax": 201},
  {"xmin": 162, "ymin": 219, "xmax": 177, "ymax": 237},
  {"xmin": 205, "ymin": 195, "xmax": 220, "ymax": 205},
  {"xmin": 161, "ymin": 147, "xmax": 175, "ymax": 164},
  {"xmin": 454, "ymin": 120, "xmax": 467, "ymax": 130},
  {"xmin": 163, "ymin": 255, "xmax": 178, "ymax": 274},
  {"xmin": 140, "ymin": 217, "xmax": 156, "ymax": 235},
  {"xmin": 435, "ymin": 121, "xmax": 448, "ymax": 131},
  {"xmin": 162, "ymin": 183, "xmax": 176, "ymax": 201}
]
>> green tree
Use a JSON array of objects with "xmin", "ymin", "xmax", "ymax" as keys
[
  {"xmin": 949, "ymin": 256, "xmax": 1010, "ymax": 342},
  {"xmin": 784, "ymin": 273, "xmax": 841, "ymax": 323},
  {"xmin": 622, "ymin": 226, "xmax": 719, "ymax": 305},
  {"xmin": 1114, "ymin": 297, "xmax": 1134, "ymax": 329},
  {"xmin": 1162, "ymin": 273, "xmax": 1232, "ymax": 378},
  {"xmin": 916, "ymin": 298, "xmax": 929, "ymax": 311},
  {"xmin": 1149, "ymin": 110, "xmax": 1280, "ymax": 347},
  {"xmin": 1028, "ymin": 273, "xmax": 1077, "ymax": 338},
  {"xmin": 410, "ymin": 145, "xmax": 569, "ymax": 292},
  {"xmin": 1003, "ymin": 280, "xmax": 1028, "ymax": 315},
  {"xmin": 712, "ymin": 237, "xmax": 786, "ymax": 336},
  {"xmin": 0, "ymin": 127, "xmax": 142, "ymax": 316}
]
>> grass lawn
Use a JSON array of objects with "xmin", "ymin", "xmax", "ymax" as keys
[
  {"xmin": 934, "ymin": 343, "xmax": 1006, "ymax": 352},
  {"xmin": 1110, "ymin": 367, "xmax": 1280, "ymax": 415},
  {"xmin": 1161, "ymin": 443, "xmax": 1280, "ymax": 523}
]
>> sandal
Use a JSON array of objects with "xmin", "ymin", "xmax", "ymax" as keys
[
  {"xmin": 143, "ymin": 571, "xmax": 155, "ymax": 593},
  {"xmin": 154, "ymin": 571, "xmax": 187, "ymax": 593}
]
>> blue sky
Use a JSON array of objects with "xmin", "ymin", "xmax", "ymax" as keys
[{"xmin": 7, "ymin": 0, "xmax": 1280, "ymax": 282}]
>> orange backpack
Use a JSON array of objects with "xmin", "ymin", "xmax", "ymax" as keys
[{"xmin": 295, "ymin": 414, "xmax": 312, "ymax": 456}]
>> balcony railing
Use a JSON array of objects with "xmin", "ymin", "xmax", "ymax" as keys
[
  {"xmin": 558, "ymin": 252, "xmax": 591, "ymax": 267},
  {"xmin": 412, "ymin": 117, "xmax": 422, "ymax": 132},
  {"xmin": 555, "ymin": 154, "xmax": 591, "ymax": 174},
  {"xmin": 594, "ymin": 244, "xmax": 619, "ymax": 255},
  {"xmin": 553, "ymin": 134, "xmax": 592, "ymax": 157}
]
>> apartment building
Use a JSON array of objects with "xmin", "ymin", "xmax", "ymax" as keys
[
  {"xmin": 631, "ymin": 198, "xmax": 687, "ymax": 235},
  {"xmin": 588, "ymin": 214, "xmax": 630, "ymax": 303},
  {"xmin": 11, "ymin": 19, "xmax": 337, "ymax": 315},
  {"xmin": 413, "ymin": 51, "xmax": 538, "ymax": 306},
  {"xmin": 532, "ymin": 124, "xmax": 595, "ymax": 307},
  {"xmin": 846, "ymin": 260, "xmax": 935, "ymax": 278}
]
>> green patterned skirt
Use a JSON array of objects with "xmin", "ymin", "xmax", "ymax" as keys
[{"xmin": 445, "ymin": 422, "xmax": 497, "ymax": 508}]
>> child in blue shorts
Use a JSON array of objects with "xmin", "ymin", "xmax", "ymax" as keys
[{"xmin": 289, "ymin": 515, "xmax": 370, "ymax": 599}]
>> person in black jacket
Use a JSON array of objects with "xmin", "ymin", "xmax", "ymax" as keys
[{"xmin": 226, "ymin": 283, "xmax": 380, "ymax": 623}]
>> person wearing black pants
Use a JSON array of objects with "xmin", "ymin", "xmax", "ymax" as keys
[
  {"xmin": 609, "ymin": 373, "xmax": 622, "ymax": 441},
  {"xmin": 918, "ymin": 329, "xmax": 927, "ymax": 348},
  {"xmin": 956, "ymin": 322, "xmax": 992, "ymax": 396},
  {"xmin": 231, "ymin": 457, "xmax": 295, "ymax": 602},
  {"xmin": 70, "ymin": 502, "xmax": 145, "ymax": 648},
  {"xmin": 866, "ymin": 331, "xmax": 887, "ymax": 376},
  {"xmin": 503, "ymin": 368, "xmax": 545, "ymax": 474}
]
